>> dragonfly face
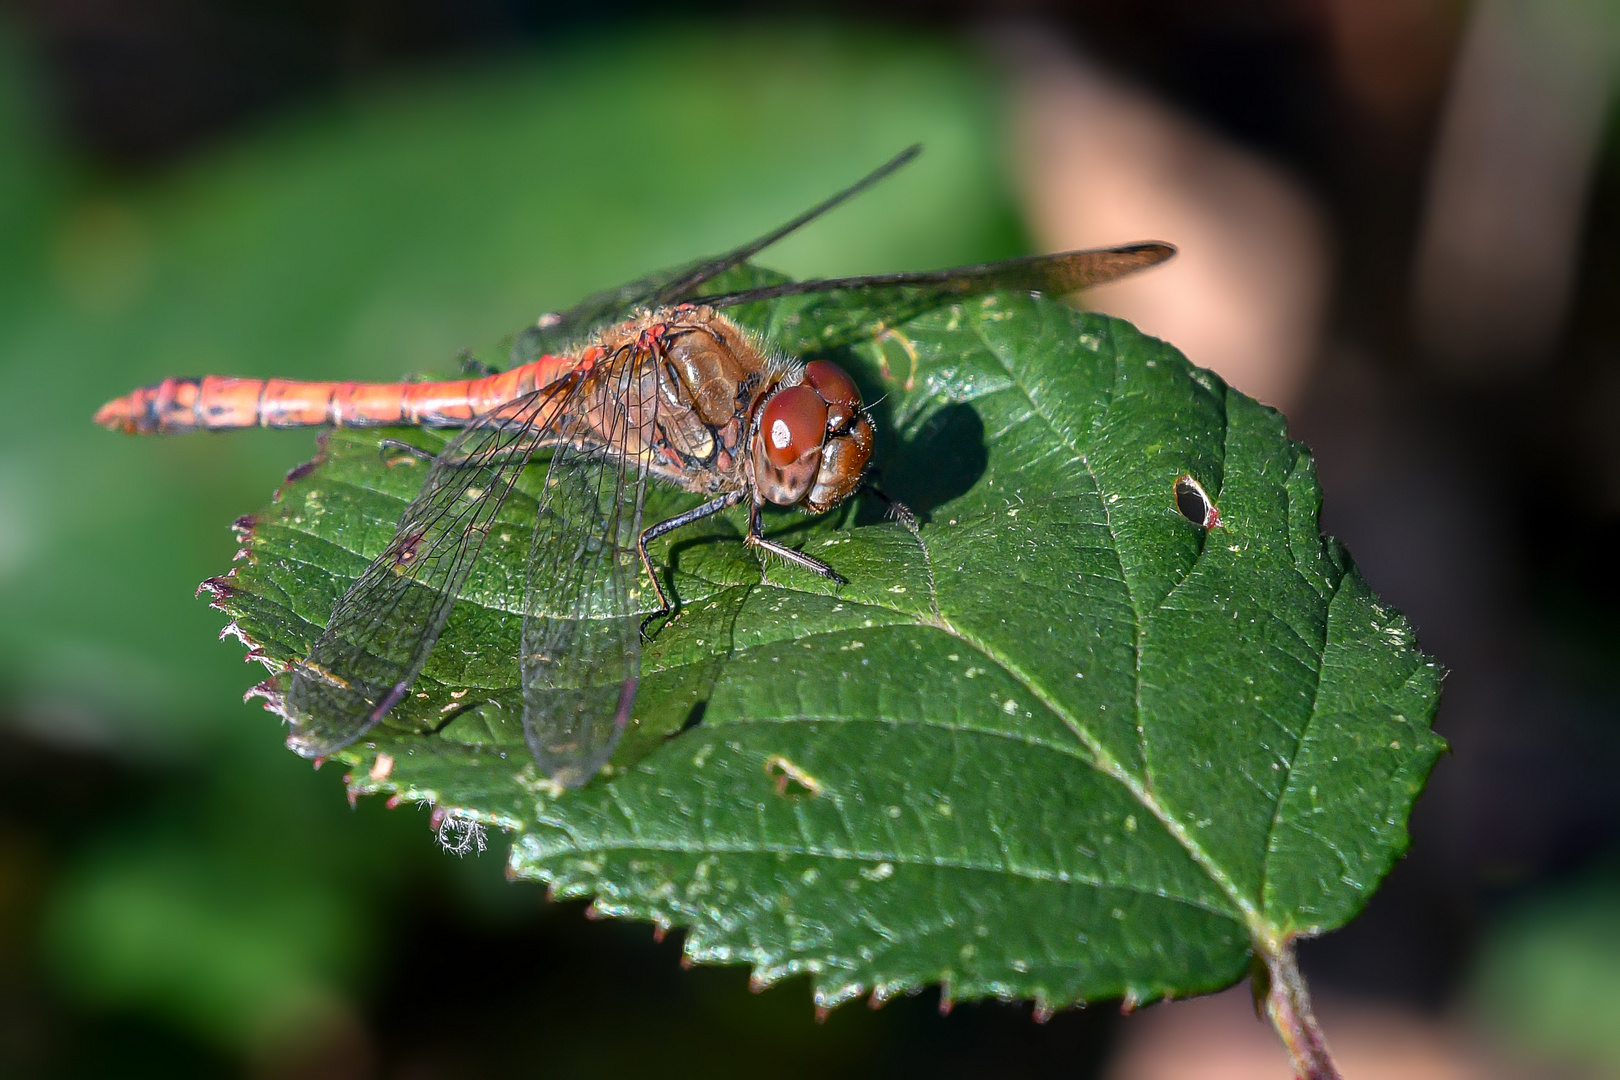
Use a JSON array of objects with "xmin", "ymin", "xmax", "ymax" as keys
[{"xmin": 749, "ymin": 358, "xmax": 874, "ymax": 512}]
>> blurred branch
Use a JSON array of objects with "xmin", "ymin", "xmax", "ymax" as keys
[
  {"xmin": 1256, "ymin": 943, "xmax": 1342, "ymax": 1080},
  {"xmin": 1413, "ymin": 0, "xmax": 1620, "ymax": 377}
]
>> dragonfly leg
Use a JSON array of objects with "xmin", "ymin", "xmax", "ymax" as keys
[
  {"xmin": 859, "ymin": 475, "xmax": 920, "ymax": 536},
  {"xmin": 378, "ymin": 436, "xmax": 545, "ymax": 470},
  {"xmin": 457, "ymin": 348, "xmax": 500, "ymax": 377},
  {"xmin": 746, "ymin": 502, "xmax": 849, "ymax": 585},
  {"xmin": 637, "ymin": 490, "xmax": 747, "ymax": 639},
  {"xmin": 377, "ymin": 438, "xmax": 436, "ymax": 466}
]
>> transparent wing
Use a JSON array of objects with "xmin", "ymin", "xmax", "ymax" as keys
[
  {"xmin": 284, "ymin": 385, "xmax": 571, "ymax": 757},
  {"xmin": 692, "ymin": 242, "xmax": 1177, "ymax": 309},
  {"xmin": 520, "ymin": 342, "xmax": 656, "ymax": 788},
  {"xmin": 509, "ymin": 145, "xmax": 922, "ymax": 364}
]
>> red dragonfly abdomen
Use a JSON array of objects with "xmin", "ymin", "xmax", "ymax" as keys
[{"xmin": 95, "ymin": 353, "xmax": 587, "ymax": 435}]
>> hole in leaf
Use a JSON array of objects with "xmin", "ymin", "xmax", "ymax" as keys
[
  {"xmin": 1173, "ymin": 475, "xmax": 1220, "ymax": 529},
  {"xmin": 764, "ymin": 754, "xmax": 823, "ymax": 797}
]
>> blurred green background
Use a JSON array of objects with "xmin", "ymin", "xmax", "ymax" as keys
[{"xmin": 3, "ymin": 4, "xmax": 1620, "ymax": 1078}]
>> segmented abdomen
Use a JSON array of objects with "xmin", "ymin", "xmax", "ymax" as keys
[{"xmin": 95, "ymin": 354, "xmax": 583, "ymax": 435}]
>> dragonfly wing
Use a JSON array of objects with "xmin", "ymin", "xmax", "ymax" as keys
[
  {"xmin": 510, "ymin": 262, "xmax": 710, "ymax": 366},
  {"xmin": 284, "ymin": 386, "xmax": 563, "ymax": 757},
  {"xmin": 520, "ymin": 343, "xmax": 655, "ymax": 788},
  {"xmin": 694, "ymin": 242, "xmax": 1177, "ymax": 308},
  {"xmin": 513, "ymin": 146, "xmax": 922, "ymax": 361}
]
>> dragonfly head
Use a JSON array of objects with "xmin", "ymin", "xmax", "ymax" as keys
[{"xmin": 750, "ymin": 359, "xmax": 874, "ymax": 513}]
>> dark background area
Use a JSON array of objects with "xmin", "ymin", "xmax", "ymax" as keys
[{"xmin": 2, "ymin": 1, "xmax": 1618, "ymax": 1076}]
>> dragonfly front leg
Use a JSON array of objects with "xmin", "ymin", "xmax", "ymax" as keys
[
  {"xmin": 855, "ymin": 468, "xmax": 919, "ymax": 534},
  {"xmin": 636, "ymin": 490, "xmax": 748, "ymax": 639},
  {"xmin": 745, "ymin": 502, "xmax": 849, "ymax": 585}
]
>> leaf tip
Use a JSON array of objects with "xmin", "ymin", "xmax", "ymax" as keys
[
  {"xmin": 196, "ymin": 575, "xmax": 235, "ymax": 602},
  {"xmin": 245, "ymin": 676, "xmax": 288, "ymax": 717},
  {"xmin": 218, "ymin": 620, "xmax": 255, "ymax": 647}
]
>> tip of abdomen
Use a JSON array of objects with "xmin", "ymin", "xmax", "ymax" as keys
[
  {"xmin": 94, "ymin": 393, "xmax": 140, "ymax": 433},
  {"xmin": 94, "ymin": 378, "xmax": 203, "ymax": 434}
]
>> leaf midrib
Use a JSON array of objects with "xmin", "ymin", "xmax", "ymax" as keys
[{"xmin": 963, "ymin": 317, "xmax": 1268, "ymax": 942}]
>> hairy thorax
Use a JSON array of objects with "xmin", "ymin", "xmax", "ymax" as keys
[{"xmin": 588, "ymin": 307, "xmax": 792, "ymax": 497}]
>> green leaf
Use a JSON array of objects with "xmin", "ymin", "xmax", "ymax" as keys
[{"xmin": 210, "ymin": 277, "xmax": 1444, "ymax": 1013}]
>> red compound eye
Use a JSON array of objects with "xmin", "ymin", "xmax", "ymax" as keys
[
  {"xmin": 803, "ymin": 360, "xmax": 861, "ymax": 410},
  {"xmin": 760, "ymin": 385, "xmax": 828, "ymax": 468}
]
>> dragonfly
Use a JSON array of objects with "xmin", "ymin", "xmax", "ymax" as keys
[{"xmin": 96, "ymin": 146, "xmax": 1174, "ymax": 789}]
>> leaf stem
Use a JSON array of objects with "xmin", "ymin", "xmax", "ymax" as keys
[{"xmin": 1257, "ymin": 943, "xmax": 1341, "ymax": 1080}]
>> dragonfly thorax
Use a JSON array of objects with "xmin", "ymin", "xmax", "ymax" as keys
[
  {"xmin": 633, "ymin": 307, "xmax": 874, "ymax": 515},
  {"xmin": 659, "ymin": 308, "xmax": 762, "ymax": 426}
]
